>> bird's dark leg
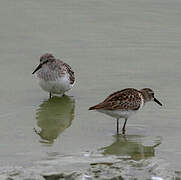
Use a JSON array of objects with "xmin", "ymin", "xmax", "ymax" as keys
[
  {"xmin": 122, "ymin": 118, "xmax": 128, "ymax": 134},
  {"xmin": 49, "ymin": 92, "xmax": 52, "ymax": 99},
  {"xmin": 116, "ymin": 118, "xmax": 119, "ymax": 135}
]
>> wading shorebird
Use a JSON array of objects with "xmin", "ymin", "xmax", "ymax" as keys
[
  {"xmin": 32, "ymin": 53, "xmax": 75, "ymax": 98},
  {"xmin": 89, "ymin": 88, "xmax": 162, "ymax": 134}
]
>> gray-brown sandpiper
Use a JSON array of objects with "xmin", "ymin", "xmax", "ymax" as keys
[
  {"xmin": 32, "ymin": 53, "xmax": 75, "ymax": 98},
  {"xmin": 89, "ymin": 88, "xmax": 162, "ymax": 134}
]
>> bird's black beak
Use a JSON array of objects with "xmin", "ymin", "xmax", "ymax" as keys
[
  {"xmin": 32, "ymin": 64, "xmax": 42, "ymax": 74},
  {"xmin": 154, "ymin": 98, "xmax": 162, "ymax": 106}
]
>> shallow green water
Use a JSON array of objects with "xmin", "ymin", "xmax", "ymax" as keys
[{"xmin": 0, "ymin": 0, "xmax": 181, "ymax": 179}]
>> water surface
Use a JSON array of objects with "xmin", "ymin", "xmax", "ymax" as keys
[{"xmin": 0, "ymin": 0, "xmax": 181, "ymax": 179}]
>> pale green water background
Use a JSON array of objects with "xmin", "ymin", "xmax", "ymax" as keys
[{"xmin": 0, "ymin": 0, "xmax": 181, "ymax": 179}]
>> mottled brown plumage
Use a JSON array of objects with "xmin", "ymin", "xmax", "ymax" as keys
[
  {"xmin": 89, "ymin": 88, "xmax": 142, "ymax": 111},
  {"xmin": 63, "ymin": 62, "xmax": 75, "ymax": 85},
  {"xmin": 89, "ymin": 88, "xmax": 162, "ymax": 134}
]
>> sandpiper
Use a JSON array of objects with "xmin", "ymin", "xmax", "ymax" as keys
[
  {"xmin": 32, "ymin": 53, "xmax": 75, "ymax": 98},
  {"xmin": 89, "ymin": 88, "xmax": 162, "ymax": 134}
]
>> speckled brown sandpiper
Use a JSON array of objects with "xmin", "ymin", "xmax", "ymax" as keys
[
  {"xmin": 32, "ymin": 53, "xmax": 75, "ymax": 98},
  {"xmin": 89, "ymin": 88, "xmax": 162, "ymax": 134}
]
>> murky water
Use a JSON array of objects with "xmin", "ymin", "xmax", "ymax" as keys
[{"xmin": 0, "ymin": 0, "xmax": 181, "ymax": 179}]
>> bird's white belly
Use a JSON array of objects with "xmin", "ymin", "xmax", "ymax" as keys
[
  {"xmin": 97, "ymin": 109, "xmax": 137, "ymax": 119},
  {"xmin": 38, "ymin": 75, "xmax": 73, "ymax": 95}
]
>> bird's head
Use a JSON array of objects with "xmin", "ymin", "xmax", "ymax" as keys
[{"xmin": 140, "ymin": 88, "xmax": 162, "ymax": 106}]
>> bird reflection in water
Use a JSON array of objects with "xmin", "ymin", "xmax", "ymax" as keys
[
  {"xmin": 34, "ymin": 95, "xmax": 75, "ymax": 144},
  {"xmin": 100, "ymin": 135, "xmax": 161, "ymax": 161}
]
